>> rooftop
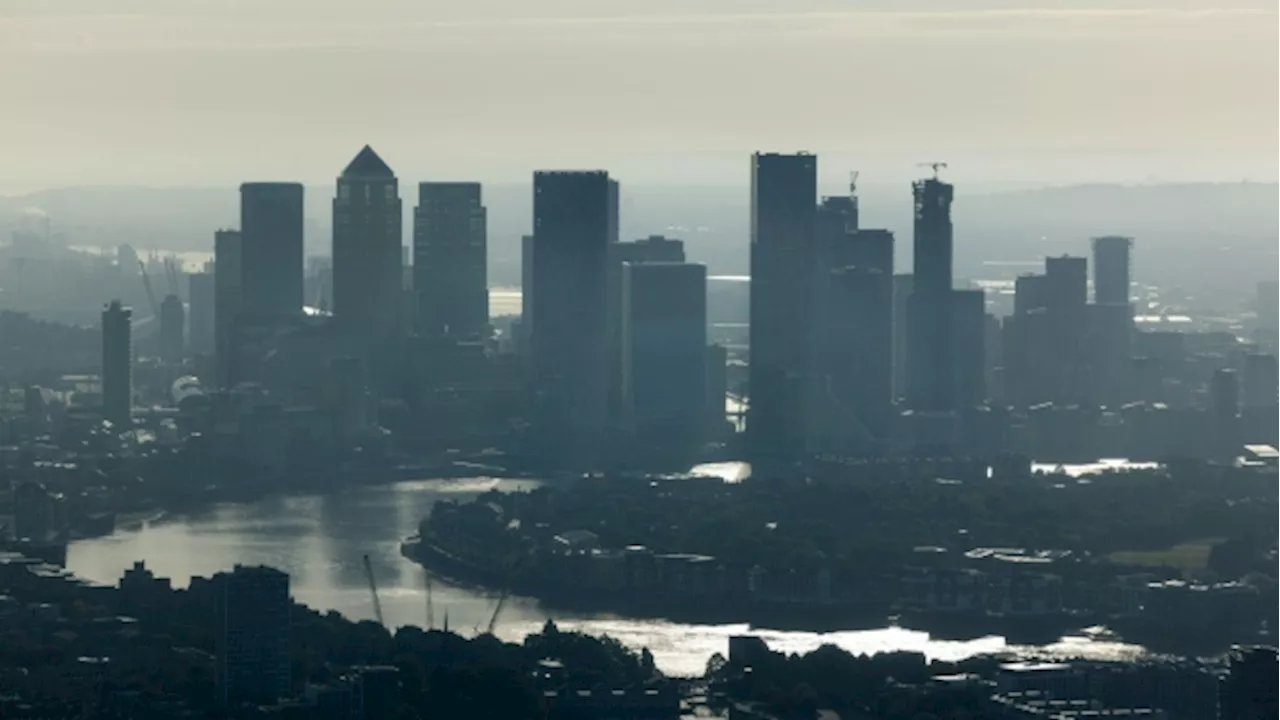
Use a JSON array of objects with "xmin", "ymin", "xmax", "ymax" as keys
[{"xmin": 341, "ymin": 145, "xmax": 395, "ymax": 178}]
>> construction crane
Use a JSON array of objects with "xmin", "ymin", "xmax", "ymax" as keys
[
  {"xmin": 362, "ymin": 554, "xmax": 385, "ymax": 627},
  {"xmin": 137, "ymin": 260, "xmax": 161, "ymax": 320},
  {"xmin": 424, "ymin": 571, "xmax": 434, "ymax": 630},
  {"xmin": 919, "ymin": 162, "xmax": 948, "ymax": 179},
  {"xmin": 484, "ymin": 554, "xmax": 524, "ymax": 635},
  {"xmin": 164, "ymin": 256, "xmax": 180, "ymax": 297}
]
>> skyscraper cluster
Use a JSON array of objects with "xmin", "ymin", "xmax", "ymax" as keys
[{"xmin": 745, "ymin": 154, "xmax": 991, "ymax": 461}]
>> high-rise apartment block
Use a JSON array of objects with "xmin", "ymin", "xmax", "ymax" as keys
[{"xmin": 101, "ymin": 300, "xmax": 132, "ymax": 427}]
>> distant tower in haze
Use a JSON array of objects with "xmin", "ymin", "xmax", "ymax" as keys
[
  {"xmin": 240, "ymin": 182, "xmax": 304, "ymax": 320},
  {"xmin": 213, "ymin": 229, "xmax": 243, "ymax": 388},
  {"xmin": 101, "ymin": 300, "xmax": 132, "ymax": 427},
  {"xmin": 1243, "ymin": 353, "xmax": 1279, "ymax": 409},
  {"xmin": 520, "ymin": 234, "xmax": 535, "ymax": 356},
  {"xmin": 907, "ymin": 173, "xmax": 955, "ymax": 412},
  {"xmin": 606, "ymin": 235, "xmax": 687, "ymax": 423},
  {"xmin": 188, "ymin": 271, "xmax": 215, "ymax": 355},
  {"xmin": 1091, "ymin": 235, "xmax": 1132, "ymax": 307},
  {"xmin": 1045, "ymin": 255, "xmax": 1089, "ymax": 404},
  {"xmin": 950, "ymin": 288, "xmax": 987, "ymax": 409},
  {"xmin": 748, "ymin": 152, "xmax": 818, "ymax": 459},
  {"xmin": 332, "ymin": 146, "xmax": 403, "ymax": 369},
  {"xmin": 530, "ymin": 170, "xmax": 614, "ymax": 460},
  {"xmin": 160, "ymin": 294, "xmax": 185, "ymax": 366},
  {"xmin": 412, "ymin": 182, "xmax": 488, "ymax": 339},
  {"xmin": 621, "ymin": 261, "xmax": 707, "ymax": 448}
]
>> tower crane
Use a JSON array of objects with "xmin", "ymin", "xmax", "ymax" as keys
[
  {"xmin": 164, "ymin": 256, "xmax": 180, "ymax": 297},
  {"xmin": 137, "ymin": 260, "xmax": 161, "ymax": 320},
  {"xmin": 918, "ymin": 162, "xmax": 948, "ymax": 179},
  {"xmin": 362, "ymin": 554, "xmax": 385, "ymax": 627}
]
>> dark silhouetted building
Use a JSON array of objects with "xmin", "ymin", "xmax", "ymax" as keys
[
  {"xmin": 1212, "ymin": 367, "xmax": 1240, "ymax": 458},
  {"xmin": 530, "ymin": 170, "xmax": 613, "ymax": 460},
  {"xmin": 1257, "ymin": 281, "xmax": 1278, "ymax": 333},
  {"xmin": 907, "ymin": 175, "xmax": 955, "ymax": 412},
  {"xmin": 951, "ymin": 288, "xmax": 987, "ymax": 409},
  {"xmin": 332, "ymin": 146, "xmax": 403, "ymax": 370},
  {"xmin": 240, "ymin": 182, "xmax": 304, "ymax": 320},
  {"xmin": 748, "ymin": 152, "xmax": 818, "ymax": 458},
  {"xmin": 1243, "ymin": 353, "xmax": 1278, "ymax": 407},
  {"xmin": 520, "ymin": 233, "xmax": 535, "ymax": 356},
  {"xmin": 214, "ymin": 229, "xmax": 243, "ymax": 387},
  {"xmin": 189, "ymin": 271, "xmax": 215, "ymax": 355},
  {"xmin": 1092, "ymin": 235, "xmax": 1132, "ymax": 306},
  {"xmin": 892, "ymin": 274, "xmax": 913, "ymax": 400},
  {"xmin": 413, "ymin": 182, "xmax": 488, "ymax": 339},
  {"xmin": 1005, "ymin": 273, "xmax": 1050, "ymax": 408},
  {"xmin": 621, "ymin": 262, "xmax": 707, "ymax": 446},
  {"xmin": 1044, "ymin": 255, "xmax": 1089, "ymax": 404},
  {"xmin": 607, "ymin": 235, "xmax": 686, "ymax": 422},
  {"xmin": 1088, "ymin": 301, "xmax": 1134, "ymax": 407},
  {"xmin": 607, "ymin": 178, "xmax": 621, "ymax": 245},
  {"xmin": 216, "ymin": 565, "xmax": 291, "ymax": 707},
  {"xmin": 1220, "ymin": 646, "xmax": 1278, "ymax": 720},
  {"xmin": 818, "ymin": 265, "xmax": 893, "ymax": 450},
  {"xmin": 101, "ymin": 300, "xmax": 132, "ymax": 427},
  {"xmin": 160, "ymin": 293, "xmax": 185, "ymax": 366}
]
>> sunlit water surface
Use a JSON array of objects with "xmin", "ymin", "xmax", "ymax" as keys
[{"xmin": 68, "ymin": 476, "xmax": 1148, "ymax": 677}]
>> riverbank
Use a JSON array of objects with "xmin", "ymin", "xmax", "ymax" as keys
[{"xmin": 401, "ymin": 534, "xmax": 1091, "ymax": 643}]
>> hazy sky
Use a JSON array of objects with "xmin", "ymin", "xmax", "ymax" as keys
[{"xmin": 2, "ymin": 0, "xmax": 1276, "ymax": 191}]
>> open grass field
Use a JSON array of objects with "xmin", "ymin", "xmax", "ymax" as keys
[{"xmin": 1108, "ymin": 539, "xmax": 1223, "ymax": 576}]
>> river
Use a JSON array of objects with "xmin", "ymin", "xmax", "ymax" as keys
[{"xmin": 67, "ymin": 475, "xmax": 1150, "ymax": 677}]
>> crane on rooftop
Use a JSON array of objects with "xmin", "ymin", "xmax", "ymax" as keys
[
  {"xmin": 919, "ymin": 162, "xmax": 948, "ymax": 179},
  {"xmin": 362, "ymin": 554, "xmax": 385, "ymax": 627},
  {"xmin": 137, "ymin": 260, "xmax": 161, "ymax": 321}
]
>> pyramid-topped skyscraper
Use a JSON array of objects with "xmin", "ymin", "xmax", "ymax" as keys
[{"xmin": 332, "ymin": 145, "xmax": 403, "ymax": 386}]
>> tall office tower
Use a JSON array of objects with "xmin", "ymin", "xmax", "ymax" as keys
[
  {"xmin": 101, "ymin": 300, "xmax": 132, "ymax": 427},
  {"xmin": 215, "ymin": 565, "xmax": 290, "ymax": 706},
  {"xmin": 1211, "ymin": 367, "xmax": 1241, "ymax": 458},
  {"xmin": 1005, "ymin": 273, "xmax": 1050, "ymax": 407},
  {"xmin": 819, "ymin": 265, "xmax": 893, "ymax": 450},
  {"xmin": 413, "ymin": 182, "xmax": 488, "ymax": 339},
  {"xmin": 530, "ymin": 171, "xmax": 613, "ymax": 458},
  {"xmin": 951, "ymin": 289, "xmax": 987, "ymax": 409},
  {"xmin": 816, "ymin": 195, "xmax": 858, "ymax": 269},
  {"xmin": 606, "ymin": 235, "xmax": 686, "ymax": 422},
  {"xmin": 1220, "ymin": 646, "xmax": 1278, "ymax": 720},
  {"xmin": 748, "ymin": 152, "xmax": 818, "ymax": 458},
  {"xmin": 1091, "ymin": 235, "xmax": 1133, "ymax": 306},
  {"xmin": 188, "ymin": 271, "xmax": 215, "ymax": 355},
  {"xmin": 332, "ymin": 146, "xmax": 403, "ymax": 365},
  {"xmin": 1086, "ymin": 302, "xmax": 1134, "ymax": 407},
  {"xmin": 891, "ymin": 274, "xmax": 913, "ymax": 400},
  {"xmin": 906, "ymin": 175, "xmax": 955, "ymax": 412},
  {"xmin": 1044, "ymin": 255, "xmax": 1089, "ymax": 404},
  {"xmin": 621, "ymin": 262, "xmax": 707, "ymax": 446},
  {"xmin": 214, "ymin": 230, "xmax": 243, "ymax": 388},
  {"xmin": 1242, "ymin": 353, "xmax": 1278, "ymax": 407},
  {"xmin": 240, "ymin": 182, "xmax": 304, "ymax": 320},
  {"xmin": 1254, "ymin": 280, "xmax": 1280, "ymax": 327},
  {"xmin": 607, "ymin": 178, "xmax": 621, "ymax": 244},
  {"xmin": 159, "ymin": 294, "xmax": 185, "ymax": 366},
  {"xmin": 519, "ymin": 234, "xmax": 535, "ymax": 356}
]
